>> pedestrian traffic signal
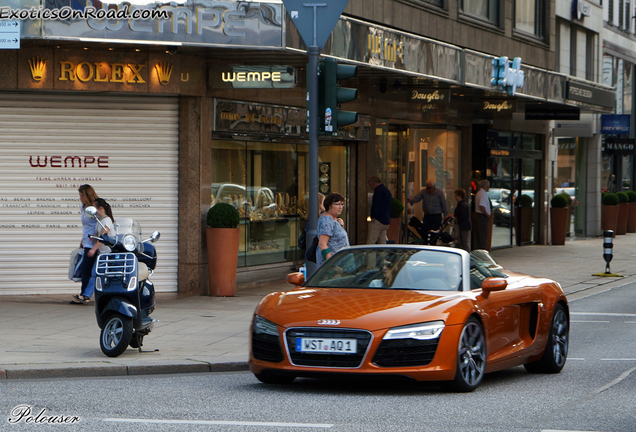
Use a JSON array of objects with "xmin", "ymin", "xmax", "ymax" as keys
[{"xmin": 318, "ymin": 58, "xmax": 358, "ymax": 134}]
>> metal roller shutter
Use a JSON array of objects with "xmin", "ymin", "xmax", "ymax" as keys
[{"xmin": 0, "ymin": 92, "xmax": 178, "ymax": 295}]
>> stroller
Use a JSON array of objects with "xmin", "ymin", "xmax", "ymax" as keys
[{"xmin": 408, "ymin": 216, "xmax": 455, "ymax": 246}]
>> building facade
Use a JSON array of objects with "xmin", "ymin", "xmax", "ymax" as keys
[{"xmin": 0, "ymin": 0, "xmax": 614, "ymax": 295}]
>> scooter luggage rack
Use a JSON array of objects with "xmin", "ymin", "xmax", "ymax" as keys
[{"xmin": 95, "ymin": 253, "xmax": 136, "ymax": 277}]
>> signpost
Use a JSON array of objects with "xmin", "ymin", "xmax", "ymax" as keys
[
  {"xmin": 280, "ymin": 0, "xmax": 350, "ymax": 276},
  {"xmin": 0, "ymin": 20, "xmax": 20, "ymax": 49}
]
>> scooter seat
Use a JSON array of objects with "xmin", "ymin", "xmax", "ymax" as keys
[{"xmin": 138, "ymin": 262, "xmax": 150, "ymax": 281}]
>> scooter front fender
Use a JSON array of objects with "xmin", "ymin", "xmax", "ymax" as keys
[{"xmin": 96, "ymin": 298, "xmax": 138, "ymax": 329}]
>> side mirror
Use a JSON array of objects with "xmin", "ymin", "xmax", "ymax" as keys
[
  {"xmin": 481, "ymin": 277, "xmax": 507, "ymax": 292},
  {"xmin": 84, "ymin": 206, "xmax": 97, "ymax": 219},
  {"xmin": 286, "ymin": 272, "xmax": 305, "ymax": 287},
  {"xmin": 150, "ymin": 231, "xmax": 161, "ymax": 242}
]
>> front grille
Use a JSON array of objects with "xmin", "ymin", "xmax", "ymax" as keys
[
  {"xmin": 285, "ymin": 328, "xmax": 372, "ymax": 368},
  {"xmin": 252, "ymin": 333, "xmax": 284, "ymax": 363},
  {"xmin": 372, "ymin": 337, "xmax": 439, "ymax": 367}
]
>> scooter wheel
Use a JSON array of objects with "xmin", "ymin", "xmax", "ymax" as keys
[{"xmin": 100, "ymin": 313, "xmax": 133, "ymax": 357}]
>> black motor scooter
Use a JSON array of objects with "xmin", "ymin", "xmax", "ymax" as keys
[{"xmin": 85, "ymin": 206, "xmax": 160, "ymax": 357}]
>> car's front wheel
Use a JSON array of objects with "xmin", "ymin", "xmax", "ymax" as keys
[
  {"xmin": 451, "ymin": 317, "xmax": 487, "ymax": 392},
  {"xmin": 524, "ymin": 303, "xmax": 569, "ymax": 373}
]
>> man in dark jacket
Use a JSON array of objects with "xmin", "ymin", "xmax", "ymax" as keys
[
  {"xmin": 452, "ymin": 188, "xmax": 472, "ymax": 252},
  {"xmin": 367, "ymin": 176, "xmax": 392, "ymax": 244}
]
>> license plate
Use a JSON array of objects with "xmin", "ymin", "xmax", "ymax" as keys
[{"xmin": 296, "ymin": 338, "xmax": 357, "ymax": 354}]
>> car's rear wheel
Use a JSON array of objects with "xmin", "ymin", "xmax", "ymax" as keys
[
  {"xmin": 524, "ymin": 303, "xmax": 569, "ymax": 373},
  {"xmin": 254, "ymin": 372, "xmax": 296, "ymax": 385},
  {"xmin": 451, "ymin": 317, "xmax": 487, "ymax": 392}
]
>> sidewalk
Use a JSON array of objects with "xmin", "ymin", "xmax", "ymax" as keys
[{"xmin": 2, "ymin": 234, "xmax": 635, "ymax": 380}]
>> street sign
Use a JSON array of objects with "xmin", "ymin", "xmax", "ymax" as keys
[
  {"xmin": 280, "ymin": 0, "xmax": 349, "ymax": 49},
  {"xmin": 0, "ymin": 20, "xmax": 20, "ymax": 49}
]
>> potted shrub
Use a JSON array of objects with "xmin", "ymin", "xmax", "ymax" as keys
[
  {"xmin": 206, "ymin": 202, "xmax": 240, "ymax": 296},
  {"xmin": 550, "ymin": 193, "xmax": 569, "ymax": 245},
  {"xmin": 627, "ymin": 191, "xmax": 636, "ymax": 233},
  {"xmin": 387, "ymin": 197, "xmax": 404, "ymax": 243},
  {"xmin": 601, "ymin": 192, "xmax": 619, "ymax": 235},
  {"xmin": 616, "ymin": 192, "xmax": 629, "ymax": 235},
  {"xmin": 517, "ymin": 194, "xmax": 533, "ymax": 243}
]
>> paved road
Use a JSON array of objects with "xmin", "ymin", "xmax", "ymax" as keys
[{"xmin": 3, "ymin": 281, "xmax": 635, "ymax": 432}]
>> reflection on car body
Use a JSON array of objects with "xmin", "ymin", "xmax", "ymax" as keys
[{"xmin": 249, "ymin": 245, "xmax": 570, "ymax": 392}]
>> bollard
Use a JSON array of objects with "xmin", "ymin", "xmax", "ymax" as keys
[
  {"xmin": 603, "ymin": 230, "xmax": 613, "ymax": 274},
  {"xmin": 592, "ymin": 230, "xmax": 623, "ymax": 277}
]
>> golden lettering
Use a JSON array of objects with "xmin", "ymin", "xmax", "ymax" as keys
[
  {"xmin": 76, "ymin": 62, "xmax": 94, "ymax": 82},
  {"xmin": 59, "ymin": 61, "xmax": 75, "ymax": 81},
  {"xmin": 272, "ymin": 72, "xmax": 281, "ymax": 82},
  {"xmin": 127, "ymin": 64, "xmax": 146, "ymax": 83},
  {"xmin": 94, "ymin": 62, "xmax": 109, "ymax": 82},
  {"xmin": 110, "ymin": 63, "xmax": 126, "ymax": 83},
  {"xmin": 236, "ymin": 72, "xmax": 246, "ymax": 82}
]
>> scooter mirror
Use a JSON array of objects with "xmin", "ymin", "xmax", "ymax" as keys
[
  {"xmin": 150, "ymin": 231, "xmax": 161, "ymax": 242},
  {"xmin": 84, "ymin": 206, "xmax": 98, "ymax": 219}
]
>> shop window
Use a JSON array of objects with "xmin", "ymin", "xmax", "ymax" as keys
[
  {"xmin": 461, "ymin": 0, "xmax": 499, "ymax": 25},
  {"xmin": 210, "ymin": 140, "xmax": 347, "ymax": 267},
  {"xmin": 624, "ymin": 61, "xmax": 633, "ymax": 115},
  {"xmin": 515, "ymin": 0, "xmax": 545, "ymax": 39}
]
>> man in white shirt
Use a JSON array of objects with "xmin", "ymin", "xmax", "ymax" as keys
[{"xmin": 474, "ymin": 179, "xmax": 491, "ymax": 250}]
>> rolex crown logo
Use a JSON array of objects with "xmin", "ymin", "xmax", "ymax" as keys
[
  {"xmin": 155, "ymin": 61, "xmax": 173, "ymax": 85},
  {"xmin": 28, "ymin": 57, "xmax": 47, "ymax": 81}
]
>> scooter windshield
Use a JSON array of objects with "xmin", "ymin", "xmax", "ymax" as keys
[{"xmin": 113, "ymin": 218, "xmax": 142, "ymax": 240}]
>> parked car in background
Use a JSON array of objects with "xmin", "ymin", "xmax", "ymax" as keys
[{"xmin": 488, "ymin": 188, "xmax": 512, "ymax": 227}]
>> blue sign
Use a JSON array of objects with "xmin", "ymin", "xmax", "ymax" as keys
[
  {"xmin": 601, "ymin": 114, "xmax": 631, "ymax": 135},
  {"xmin": 281, "ymin": 0, "xmax": 350, "ymax": 49},
  {"xmin": 491, "ymin": 56, "xmax": 525, "ymax": 96},
  {"xmin": 0, "ymin": 20, "xmax": 20, "ymax": 49}
]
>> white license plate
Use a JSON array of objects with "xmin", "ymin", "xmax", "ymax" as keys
[{"xmin": 296, "ymin": 338, "xmax": 357, "ymax": 353}]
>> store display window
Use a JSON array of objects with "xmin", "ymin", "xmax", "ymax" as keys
[{"xmin": 211, "ymin": 140, "xmax": 347, "ymax": 267}]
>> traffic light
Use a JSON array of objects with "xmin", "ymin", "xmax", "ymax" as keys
[{"xmin": 318, "ymin": 58, "xmax": 358, "ymax": 134}]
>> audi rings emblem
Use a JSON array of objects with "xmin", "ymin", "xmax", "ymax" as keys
[{"xmin": 317, "ymin": 319, "xmax": 340, "ymax": 325}]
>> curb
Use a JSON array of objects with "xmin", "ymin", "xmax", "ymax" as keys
[{"xmin": 0, "ymin": 361, "xmax": 249, "ymax": 380}]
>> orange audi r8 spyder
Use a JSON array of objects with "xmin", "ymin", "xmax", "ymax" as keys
[{"xmin": 249, "ymin": 246, "xmax": 569, "ymax": 391}]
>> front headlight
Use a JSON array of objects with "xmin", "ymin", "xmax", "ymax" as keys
[
  {"xmin": 383, "ymin": 321, "xmax": 445, "ymax": 341},
  {"xmin": 123, "ymin": 234, "xmax": 137, "ymax": 252},
  {"xmin": 253, "ymin": 315, "xmax": 279, "ymax": 336},
  {"xmin": 500, "ymin": 208, "xmax": 511, "ymax": 214}
]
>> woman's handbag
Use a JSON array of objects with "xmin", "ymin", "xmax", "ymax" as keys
[
  {"xmin": 298, "ymin": 231, "xmax": 307, "ymax": 250},
  {"xmin": 306, "ymin": 236, "xmax": 319, "ymax": 263},
  {"xmin": 68, "ymin": 248, "xmax": 84, "ymax": 282}
]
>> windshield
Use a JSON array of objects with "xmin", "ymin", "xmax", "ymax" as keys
[
  {"xmin": 113, "ymin": 218, "xmax": 142, "ymax": 239},
  {"xmin": 307, "ymin": 247, "xmax": 463, "ymax": 291}
]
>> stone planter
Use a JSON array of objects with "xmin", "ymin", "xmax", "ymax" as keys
[
  {"xmin": 206, "ymin": 227, "xmax": 240, "ymax": 296},
  {"xmin": 550, "ymin": 207, "xmax": 568, "ymax": 245},
  {"xmin": 628, "ymin": 202, "xmax": 636, "ymax": 233},
  {"xmin": 616, "ymin": 203, "xmax": 629, "ymax": 235},
  {"xmin": 387, "ymin": 217, "xmax": 401, "ymax": 243},
  {"xmin": 601, "ymin": 205, "xmax": 618, "ymax": 235}
]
